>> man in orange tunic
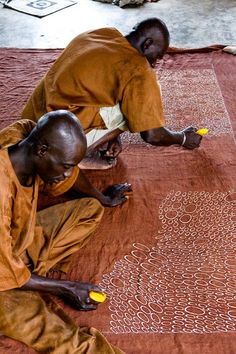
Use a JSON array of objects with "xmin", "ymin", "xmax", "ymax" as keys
[
  {"xmin": 0, "ymin": 110, "xmax": 128, "ymax": 353},
  {"xmin": 22, "ymin": 18, "xmax": 202, "ymax": 169}
]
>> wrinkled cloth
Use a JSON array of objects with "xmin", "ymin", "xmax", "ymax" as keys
[
  {"xmin": 0, "ymin": 121, "xmax": 125, "ymax": 353},
  {"xmin": 1, "ymin": 46, "xmax": 235, "ymax": 354},
  {"xmin": 0, "ymin": 289, "xmax": 123, "ymax": 353},
  {"xmin": 21, "ymin": 27, "xmax": 164, "ymax": 134},
  {"xmin": 86, "ymin": 103, "xmax": 128, "ymax": 147},
  {"xmin": 0, "ymin": 198, "xmax": 123, "ymax": 354},
  {"xmin": 0, "ymin": 120, "xmax": 80, "ymax": 291}
]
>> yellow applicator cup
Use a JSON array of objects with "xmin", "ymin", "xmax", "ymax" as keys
[
  {"xmin": 89, "ymin": 290, "xmax": 107, "ymax": 303},
  {"xmin": 196, "ymin": 128, "xmax": 209, "ymax": 136}
]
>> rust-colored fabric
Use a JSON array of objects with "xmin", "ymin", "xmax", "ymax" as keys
[
  {"xmin": 0, "ymin": 120, "xmax": 125, "ymax": 353},
  {"xmin": 0, "ymin": 290, "xmax": 123, "ymax": 354},
  {"xmin": 0, "ymin": 289, "xmax": 124, "ymax": 353},
  {"xmin": 0, "ymin": 199, "xmax": 123, "ymax": 354},
  {"xmin": 0, "ymin": 46, "xmax": 235, "ymax": 354},
  {"xmin": 31, "ymin": 198, "xmax": 104, "ymax": 275},
  {"xmin": 0, "ymin": 147, "xmax": 37, "ymax": 290},
  {"xmin": 0, "ymin": 119, "xmax": 36, "ymax": 147},
  {"xmin": 21, "ymin": 28, "xmax": 164, "ymax": 133},
  {"xmin": 0, "ymin": 119, "xmax": 88, "ymax": 290}
]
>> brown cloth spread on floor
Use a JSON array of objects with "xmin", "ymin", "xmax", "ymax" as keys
[{"xmin": 0, "ymin": 46, "xmax": 235, "ymax": 354}]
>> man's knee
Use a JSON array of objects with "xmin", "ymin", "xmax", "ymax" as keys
[
  {"xmin": 84, "ymin": 198, "xmax": 104, "ymax": 223},
  {"xmin": 74, "ymin": 197, "xmax": 104, "ymax": 226}
]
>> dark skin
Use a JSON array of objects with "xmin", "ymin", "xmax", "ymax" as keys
[
  {"xmin": 8, "ymin": 110, "xmax": 131, "ymax": 310},
  {"xmin": 126, "ymin": 25, "xmax": 202, "ymax": 149},
  {"xmin": 84, "ymin": 21, "xmax": 202, "ymax": 167},
  {"xmin": 79, "ymin": 128, "xmax": 123, "ymax": 170}
]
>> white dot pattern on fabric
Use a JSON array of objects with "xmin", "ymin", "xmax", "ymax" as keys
[
  {"xmin": 159, "ymin": 69, "xmax": 231, "ymax": 135},
  {"xmin": 100, "ymin": 191, "xmax": 236, "ymax": 334},
  {"xmin": 121, "ymin": 68, "xmax": 232, "ymax": 146}
]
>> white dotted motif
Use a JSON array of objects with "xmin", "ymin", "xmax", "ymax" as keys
[
  {"xmin": 100, "ymin": 191, "xmax": 236, "ymax": 333},
  {"xmin": 159, "ymin": 69, "xmax": 231, "ymax": 136},
  {"xmin": 122, "ymin": 68, "xmax": 231, "ymax": 145}
]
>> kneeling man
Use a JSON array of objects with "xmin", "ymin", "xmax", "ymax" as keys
[{"xmin": 0, "ymin": 110, "xmax": 128, "ymax": 353}]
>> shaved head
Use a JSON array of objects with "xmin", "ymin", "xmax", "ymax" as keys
[
  {"xmin": 126, "ymin": 17, "xmax": 170, "ymax": 66},
  {"xmin": 26, "ymin": 110, "xmax": 87, "ymax": 184},
  {"xmin": 133, "ymin": 17, "xmax": 170, "ymax": 44},
  {"xmin": 29, "ymin": 109, "xmax": 87, "ymax": 155}
]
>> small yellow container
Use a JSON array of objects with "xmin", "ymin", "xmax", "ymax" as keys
[
  {"xmin": 196, "ymin": 128, "xmax": 209, "ymax": 136},
  {"xmin": 89, "ymin": 291, "xmax": 107, "ymax": 303}
]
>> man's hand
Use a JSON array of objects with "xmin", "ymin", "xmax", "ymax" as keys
[
  {"xmin": 60, "ymin": 281, "xmax": 103, "ymax": 311},
  {"xmin": 181, "ymin": 126, "xmax": 202, "ymax": 150},
  {"xmin": 72, "ymin": 170, "xmax": 131, "ymax": 207},
  {"xmin": 104, "ymin": 136, "xmax": 122, "ymax": 158},
  {"xmin": 20, "ymin": 274, "xmax": 103, "ymax": 311},
  {"xmin": 102, "ymin": 183, "xmax": 132, "ymax": 207},
  {"xmin": 141, "ymin": 126, "xmax": 202, "ymax": 149}
]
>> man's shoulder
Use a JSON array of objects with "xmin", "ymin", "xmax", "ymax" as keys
[
  {"xmin": 0, "ymin": 150, "xmax": 13, "ymax": 190},
  {"xmin": 0, "ymin": 149, "xmax": 9, "ymax": 165},
  {"xmin": 70, "ymin": 27, "xmax": 123, "ymax": 48},
  {"xmin": 0, "ymin": 120, "xmax": 36, "ymax": 149},
  {"xmin": 80, "ymin": 27, "xmax": 122, "ymax": 39}
]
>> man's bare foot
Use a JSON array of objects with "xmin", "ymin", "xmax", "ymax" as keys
[{"xmin": 79, "ymin": 151, "xmax": 117, "ymax": 170}]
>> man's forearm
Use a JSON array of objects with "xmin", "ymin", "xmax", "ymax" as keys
[
  {"xmin": 86, "ymin": 128, "xmax": 123, "ymax": 154},
  {"xmin": 20, "ymin": 273, "xmax": 72, "ymax": 297},
  {"xmin": 20, "ymin": 274, "xmax": 102, "ymax": 311},
  {"xmin": 141, "ymin": 126, "xmax": 202, "ymax": 150},
  {"xmin": 71, "ymin": 170, "xmax": 131, "ymax": 207},
  {"xmin": 140, "ymin": 127, "xmax": 184, "ymax": 146},
  {"xmin": 72, "ymin": 169, "xmax": 108, "ymax": 204}
]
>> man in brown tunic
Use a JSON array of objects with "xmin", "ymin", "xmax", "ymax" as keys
[
  {"xmin": 22, "ymin": 18, "xmax": 202, "ymax": 169},
  {"xmin": 0, "ymin": 110, "xmax": 129, "ymax": 353}
]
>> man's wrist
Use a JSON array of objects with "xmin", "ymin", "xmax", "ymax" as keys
[
  {"xmin": 99, "ymin": 194, "xmax": 111, "ymax": 206},
  {"xmin": 58, "ymin": 280, "xmax": 74, "ymax": 296},
  {"xmin": 172, "ymin": 131, "xmax": 185, "ymax": 145}
]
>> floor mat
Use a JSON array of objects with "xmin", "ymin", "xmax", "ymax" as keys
[
  {"xmin": 3, "ymin": 0, "xmax": 77, "ymax": 18},
  {"xmin": 0, "ymin": 47, "xmax": 235, "ymax": 354}
]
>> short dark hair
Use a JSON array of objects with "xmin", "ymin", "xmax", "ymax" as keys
[{"xmin": 134, "ymin": 17, "xmax": 170, "ymax": 42}]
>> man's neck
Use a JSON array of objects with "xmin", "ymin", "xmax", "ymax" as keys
[
  {"xmin": 125, "ymin": 33, "xmax": 142, "ymax": 55},
  {"xmin": 8, "ymin": 142, "xmax": 35, "ymax": 186}
]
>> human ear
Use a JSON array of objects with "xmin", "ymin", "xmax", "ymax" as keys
[
  {"xmin": 36, "ymin": 144, "xmax": 48, "ymax": 157},
  {"xmin": 142, "ymin": 38, "xmax": 153, "ymax": 52}
]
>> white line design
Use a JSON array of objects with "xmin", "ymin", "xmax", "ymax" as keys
[
  {"xmin": 100, "ymin": 191, "xmax": 236, "ymax": 334},
  {"xmin": 122, "ymin": 68, "xmax": 232, "ymax": 145}
]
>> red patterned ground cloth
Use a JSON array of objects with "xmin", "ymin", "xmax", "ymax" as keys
[{"xmin": 0, "ymin": 47, "xmax": 235, "ymax": 354}]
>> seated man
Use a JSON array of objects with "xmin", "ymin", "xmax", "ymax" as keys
[
  {"xmin": 0, "ymin": 110, "xmax": 129, "ymax": 353},
  {"xmin": 21, "ymin": 17, "xmax": 202, "ymax": 170}
]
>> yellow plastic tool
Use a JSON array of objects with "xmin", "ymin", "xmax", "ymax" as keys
[
  {"xmin": 196, "ymin": 128, "xmax": 209, "ymax": 136},
  {"xmin": 89, "ymin": 291, "xmax": 107, "ymax": 303}
]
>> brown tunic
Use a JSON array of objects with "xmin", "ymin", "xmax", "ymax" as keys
[
  {"xmin": 0, "ymin": 120, "xmax": 79, "ymax": 290},
  {"xmin": 22, "ymin": 28, "xmax": 165, "ymax": 133},
  {"xmin": 0, "ymin": 121, "xmax": 124, "ymax": 353}
]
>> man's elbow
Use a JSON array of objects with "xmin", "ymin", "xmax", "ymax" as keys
[{"xmin": 140, "ymin": 129, "xmax": 163, "ymax": 145}]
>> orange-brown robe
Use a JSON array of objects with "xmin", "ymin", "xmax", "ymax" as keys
[
  {"xmin": 0, "ymin": 120, "xmax": 124, "ymax": 354},
  {"xmin": 22, "ymin": 27, "xmax": 165, "ymax": 134}
]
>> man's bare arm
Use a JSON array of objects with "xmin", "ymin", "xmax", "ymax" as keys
[
  {"xmin": 72, "ymin": 169, "xmax": 131, "ymax": 207},
  {"xmin": 86, "ymin": 128, "xmax": 123, "ymax": 155},
  {"xmin": 20, "ymin": 274, "xmax": 100, "ymax": 311},
  {"xmin": 141, "ymin": 126, "xmax": 202, "ymax": 149}
]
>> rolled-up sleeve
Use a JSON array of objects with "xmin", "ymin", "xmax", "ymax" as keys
[{"xmin": 121, "ymin": 69, "xmax": 165, "ymax": 133}]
